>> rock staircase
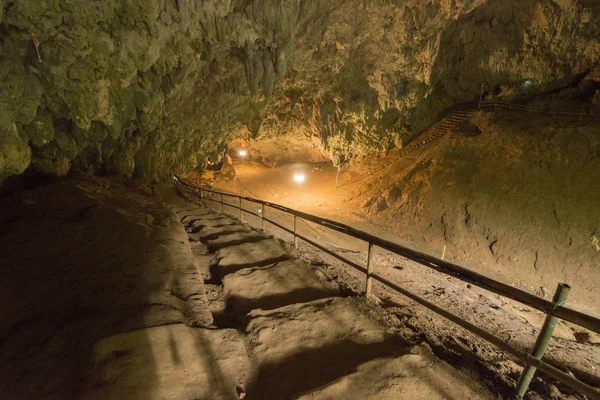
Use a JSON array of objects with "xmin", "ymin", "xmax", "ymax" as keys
[{"xmin": 153, "ymin": 187, "xmax": 494, "ymax": 399}]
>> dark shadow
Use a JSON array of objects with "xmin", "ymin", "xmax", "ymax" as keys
[
  {"xmin": 218, "ymin": 254, "xmax": 293, "ymax": 276},
  {"xmin": 187, "ymin": 218, "xmax": 238, "ymax": 233},
  {"xmin": 168, "ymin": 330, "xmax": 181, "ymax": 365},
  {"xmin": 206, "ymin": 262, "xmax": 222, "ymax": 284},
  {"xmin": 175, "ymin": 206, "xmax": 204, "ymax": 214},
  {"xmin": 193, "ymin": 226, "xmax": 253, "ymax": 242},
  {"xmin": 208, "ymin": 234, "xmax": 270, "ymax": 252},
  {"xmin": 194, "ymin": 330, "xmax": 239, "ymax": 400},
  {"xmin": 211, "ymin": 310, "xmax": 240, "ymax": 329},
  {"xmin": 0, "ymin": 176, "xmax": 166, "ymax": 398},
  {"xmin": 180, "ymin": 210, "xmax": 219, "ymax": 224},
  {"xmin": 245, "ymin": 336, "xmax": 410, "ymax": 400},
  {"xmin": 224, "ymin": 258, "xmax": 341, "ymax": 320},
  {"xmin": 227, "ymin": 287, "xmax": 337, "ymax": 319},
  {"xmin": 184, "ymin": 214, "xmax": 231, "ymax": 228}
]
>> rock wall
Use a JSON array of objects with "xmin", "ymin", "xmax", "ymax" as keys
[
  {"xmin": 361, "ymin": 109, "xmax": 600, "ymax": 310},
  {"xmin": 1, "ymin": 0, "xmax": 599, "ymax": 184}
]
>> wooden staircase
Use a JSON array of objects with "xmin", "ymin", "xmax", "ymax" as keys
[{"xmin": 401, "ymin": 109, "xmax": 476, "ymax": 156}]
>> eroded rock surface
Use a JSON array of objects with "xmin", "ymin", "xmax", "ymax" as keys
[
  {"xmin": 84, "ymin": 324, "xmax": 252, "ymax": 400},
  {"xmin": 2, "ymin": 1, "xmax": 599, "ymax": 183},
  {"xmin": 0, "ymin": 176, "xmax": 216, "ymax": 398}
]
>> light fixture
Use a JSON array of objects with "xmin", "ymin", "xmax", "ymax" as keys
[
  {"xmin": 520, "ymin": 78, "xmax": 534, "ymax": 89},
  {"xmin": 239, "ymin": 150, "xmax": 247, "ymax": 157},
  {"xmin": 293, "ymin": 173, "xmax": 305, "ymax": 184}
]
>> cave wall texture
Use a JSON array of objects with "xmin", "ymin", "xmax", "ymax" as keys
[{"xmin": 1, "ymin": 0, "xmax": 599, "ymax": 184}]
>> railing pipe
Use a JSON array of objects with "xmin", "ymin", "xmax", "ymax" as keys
[
  {"xmin": 174, "ymin": 175, "xmax": 600, "ymax": 335},
  {"xmin": 371, "ymin": 273, "xmax": 600, "ymax": 400},
  {"xmin": 293, "ymin": 215, "xmax": 298, "ymax": 248}
]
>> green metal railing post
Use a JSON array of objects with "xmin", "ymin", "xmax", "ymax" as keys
[
  {"xmin": 239, "ymin": 197, "xmax": 243, "ymax": 221},
  {"xmin": 516, "ymin": 282, "xmax": 571, "ymax": 398},
  {"xmin": 365, "ymin": 242, "xmax": 374, "ymax": 299}
]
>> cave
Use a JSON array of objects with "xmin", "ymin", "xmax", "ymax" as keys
[{"xmin": 1, "ymin": 1, "xmax": 599, "ymax": 399}]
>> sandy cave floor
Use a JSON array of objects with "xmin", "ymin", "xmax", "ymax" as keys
[{"xmin": 195, "ymin": 126, "xmax": 600, "ymax": 395}]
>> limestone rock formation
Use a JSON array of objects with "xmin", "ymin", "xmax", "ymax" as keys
[{"xmin": 1, "ymin": 0, "xmax": 599, "ymax": 183}]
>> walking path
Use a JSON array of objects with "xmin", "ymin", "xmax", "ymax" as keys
[{"xmin": 154, "ymin": 184, "xmax": 493, "ymax": 399}]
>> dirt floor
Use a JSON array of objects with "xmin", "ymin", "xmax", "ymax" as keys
[{"xmin": 199, "ymin": 108, "xmax": 600, "ymax": 397}]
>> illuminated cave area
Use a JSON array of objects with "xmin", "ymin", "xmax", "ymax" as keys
[{"xmin": 1, "ymin": 1, "xmax": 599, "ymax": 399}]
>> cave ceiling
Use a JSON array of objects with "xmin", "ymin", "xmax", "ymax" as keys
[{"xmin": 0, "ymin": 0, "xmax": 598, "ymax": 183}]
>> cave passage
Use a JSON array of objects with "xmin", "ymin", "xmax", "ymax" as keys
[{"xmin": 1, "ymin": 1, "xmax": 600, "ymax": 399}]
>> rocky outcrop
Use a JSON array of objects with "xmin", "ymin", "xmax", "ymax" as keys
[{"xmin": 1, "ymin": 0, "xmax": 599, "ymax": 184}]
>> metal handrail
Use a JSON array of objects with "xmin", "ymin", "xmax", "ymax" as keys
[
  {"xmin": 479, "ymin": 100, "xmax": 598, "ymax": 116},
  {"xmin": 174, "ymin": 175, "xmax": 600, "ymax": 399}
]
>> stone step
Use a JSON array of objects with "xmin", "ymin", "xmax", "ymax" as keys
[
  {"xmin": 216, "ymin": 238, "xmax": 292, "ymax": 275},
  {"xmin": 190, "ymin": 242, "xmax": 213, "ymax": 279},
  {"xmin": 223, "ymin": 258, "xmax": 341, "ymax": 317},
  {"xmin": 245, "ymin": 297, "xmax": 409, "ymax": 399},
  {"xmin": 297, "ymin": 348, "xmax": 488, "ymax": 400},
  {"xmin": 161, "ymin": 186, "xmax": 495, "ymax": 400},
  {"xmin": 180, "ymin": 209, "xmax": 220, "ymax": 225},
  {"xmin": 207, "ymin": 231, "xmax": 269, "ymax": 252},
  {"xmin": 188, "ymin": 224, "xmax": 252, "ymax": 243},
  {"xmin": 83, "ymin": 324, "xmax": 254, "ymax": 400},
  {"xmin": 183, "ymin": 213, "xmax": 227, "ymax": 227},
  {"xmin": 186, "ymin": 217, "xmax": 238, "ymax": 232}
]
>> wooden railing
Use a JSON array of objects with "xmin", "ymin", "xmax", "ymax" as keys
[{"xmin": 174, "ymin": 175, "xmax": 600, "ymax": 399}]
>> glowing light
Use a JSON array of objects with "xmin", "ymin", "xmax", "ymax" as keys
[
  {"xmin": 293, "ymin": 173, "xmax": 305, "ymax": 184},
  {"xmin": 239, "ymin": 150, "xmax": 247, "ymax": 157},
  {"xmin": 521, "ymin": 78, "xmax": 534, "ymax": 89}
]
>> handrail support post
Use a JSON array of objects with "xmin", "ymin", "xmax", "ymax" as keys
[
  {"xmin": 293, "ymin": 215, "xmax": 298, "ymax": 248},
  {"xmin": 516, "ymin": 282, "xmax": 571, "ymax": 398},
  {"xmin": 261, "ymin": 204, "xmax": 265, "ymax": 231},
  {"xmin": 366, "ymin": 242, "xmax": 374, "ymax": 299}
]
